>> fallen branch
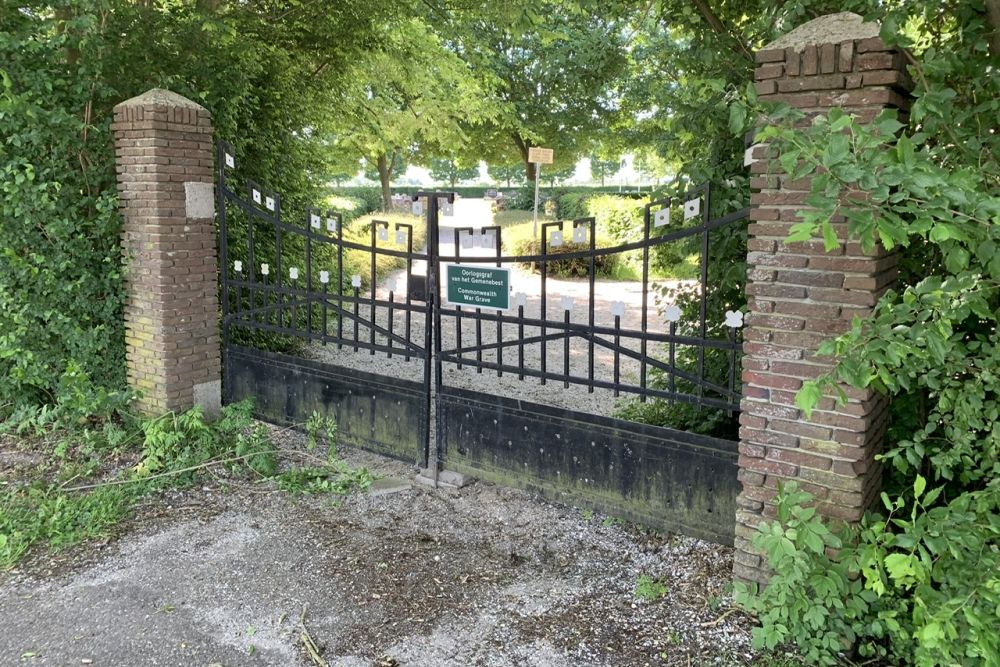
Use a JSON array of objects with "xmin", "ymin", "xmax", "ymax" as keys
[
  {"xmin": 299, "ymin": 605, "xmax": 328, "ymax": 667},
  {"xmin": 699, "ymin": 607, "xmax": 739, "ymax": 627},
  {"xmin": 61, "ymin": 448, "xmax": 333, "ymax": 493}
]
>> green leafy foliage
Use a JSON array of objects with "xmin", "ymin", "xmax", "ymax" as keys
[
  {"xmin": 634, "ymin": 574, "xmax": 669, "ymax": 601},
  {"xmin": 739, "ymin": 2, "xmax": 1000, "ymax": 664},
  {"xmin": 0, "ymin": 400, "xmax": 371, "ymax": 569},
  {"xmin": 734, "ymin": 483, "xmax": 879, "ymax": 665}
]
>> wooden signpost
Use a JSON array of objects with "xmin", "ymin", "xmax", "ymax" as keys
[{"xmin": 528, "ymin": 146, "xmax": 554, "ymax": 235}]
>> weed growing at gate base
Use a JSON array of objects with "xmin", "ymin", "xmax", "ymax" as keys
[
  {"xmin": 0, "ymin": 401, "xmax": 369, "ymax": 569},
  {"xmin": 634, "ymin": 574, "xmax": 669, "ymax": 601}
]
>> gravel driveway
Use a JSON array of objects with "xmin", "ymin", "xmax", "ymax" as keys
[{"xmin": 0, "ymin": 431, "xmax": 756, "ymax": 667}]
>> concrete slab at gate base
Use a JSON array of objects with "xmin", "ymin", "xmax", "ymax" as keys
[{"xmin": 439, "ymin": 385, "xmax": 739, "ymax": 545}]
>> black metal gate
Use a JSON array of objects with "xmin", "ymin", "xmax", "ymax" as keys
[{"xmin": 217, "ymin": 140, "xmax": 748, "ymax": 544}]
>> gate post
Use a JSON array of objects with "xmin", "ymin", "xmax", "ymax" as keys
[
  {"xmin": 112, "ymin": 89, "xmax": 220, "ymax": 417},
  {"xmin": 735, "ymin": 13, "xmax": 912, "ymax": 583}
]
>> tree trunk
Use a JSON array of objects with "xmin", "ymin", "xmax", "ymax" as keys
[
  {"xmin": 512, "ymin": 133, "xmax": 537, "ymax": 182},
  {"xmin": 376, "ymin": 153, "xmax": 392, "ymax": 211}
]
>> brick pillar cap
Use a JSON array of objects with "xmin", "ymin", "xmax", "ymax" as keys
[
  {"xmin": 764, "ymin": 12, "xmax": 879, "ymax": 52},
  {"xmin": 114, "ymin": 88, "xmax": 208, "ymax": 114}
]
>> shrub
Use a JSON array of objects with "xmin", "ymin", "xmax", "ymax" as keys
[
  {"xmin": 511, "ymin": 235, "xmax": 623, "ymax": 279},
  {"xmin": 556, "ymin": 191, "xmax": 592, "ymax": 219},
  {"xmin": 735, "ymin": 478, "xmax": 1000, "ymax": 667},
  {"xmin": 585, "ymin": 194, "xmax": 648, "ymax": 243}
]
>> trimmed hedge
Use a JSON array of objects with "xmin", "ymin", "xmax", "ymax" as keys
[{"xmin": 511, "ymin": 236, "xmax": 624, "ymax": 279}]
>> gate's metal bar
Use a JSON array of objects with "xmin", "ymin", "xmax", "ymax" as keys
[
  {"xmin": 492, "ymin": 225, "xmax": 503, "ymax": 378},
  {"xmin": 217, "ymin": 141, "xmax": 231, "ymax": 395},
  {"xmin": 453, "ymin": 227, "xmax": 464, "ymax": 370},
  {"xmin": 399, "ymin": 222, "xmax": 414, "ymax": 362},
  {"xmin": 337, "ymin": 215, "xmax": 344, "ymax": 349},
  {"xmin": 699, "ymin": 184, "xmax": 712, "ymax": 403},
  {"xmin": 585, "ymin": 217, "xmax": 596, "ymax": 393}
]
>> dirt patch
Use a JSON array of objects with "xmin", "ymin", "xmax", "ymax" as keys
[{"xmin": 0, "ymin": 429, "xmax": 756, "ymax": 666}]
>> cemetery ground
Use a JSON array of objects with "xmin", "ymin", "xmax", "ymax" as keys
[{"xmin": 0, "ymin": 422, "xmax": 796, "ymax": 667}]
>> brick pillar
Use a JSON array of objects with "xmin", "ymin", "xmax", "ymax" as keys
[
  {"xmin": 112, "ymin": 89, "xmax": 221, "ymax": 417},
  {"xmin": 735, "ymin": 13, "xmax": 912, "ymax": 583}
]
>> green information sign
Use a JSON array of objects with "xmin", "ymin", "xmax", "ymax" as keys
[{"xmin": 445, "ymin": 265, "xmax": 511, "ymax": 310}]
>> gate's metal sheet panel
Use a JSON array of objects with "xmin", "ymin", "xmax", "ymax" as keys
[
  {"xmin": 438, "ymin": 385, "xmax": 739, "ymax": 545},
  {"xmin": 225, "ymin": 345, "xmax": 427, "ymax": 463}
]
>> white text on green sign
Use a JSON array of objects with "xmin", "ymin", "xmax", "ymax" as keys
[{"xmin": 446, "ymin": 265, "xmax": 511, "ymax": 310}]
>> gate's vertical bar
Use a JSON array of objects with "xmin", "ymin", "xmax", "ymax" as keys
[
  {"xmin": 728, "ymin": 325, "xmax": 738, "ymax": 414},
  {"xmin": 698, "ymin": 184, "xmax": 712, "ymax": 403},
  {"xmin": 387, "ymin": 288, "xmax": 395, "ymax": 358},
  {"xmin": 246, "ymin": 188, "xmax": 255, "ymax": 328},
  {"xmin": 306, "ymin": 210, "xmax": 313, "ymax": 337},
  {"xmin": 426, "ymin": 193, "xmax": 445, "ymax": 470},
  {"xmin": 337, "ymin": 215, "xmax": 344, "ymax": 349},
  {"xmin": 518, "ymin": 301, "xmax": 525, "ymax": 380},
  {"xmin": 495, "ymin": 226, "xmax": 503, "ymax": 377},
  {"xmin": 475, "ymin": 229, "xmax": 484, "ymax": 373},
  {"xmin": 400, "ymin": 222, "xmax": 414, "ymax": 362},
  {"xmin": 613, "ymin": 314, "xmax": 620, "ymax": 397},
  {"xmin": 370, "ymin": 222, "xmax": 379, "ymax": 355},
  {"xmin": 274, "ymin": 194, "xmax": 283, "ymax": 328},
  {"xmin": 668, "ymin": 320, "xmax": 677, "ymax": 406},
  {"xmin": 640, "ymin": 204, "xmax": 651, "ymax": 402},
  {"xmin": 540, "ymin": 221, "xmax": 562, "ymax": 386},
  {"xmin": 563, "ymin": 306, "xmax": 570, "ymax": 388},
  {"xmin": 353, "ymin": 283, "xmax": 360, "ymax": 352},
  {"xmin": 216, "ymin": 142, "xmax": 230, "ymax": 401},
  {"xmin": 586, "ymin": 218, "xmax": 596, "ymax": 393},
  {"xmin": 454, "ymin": 228, "xmax": 463, "ymax": 370}
]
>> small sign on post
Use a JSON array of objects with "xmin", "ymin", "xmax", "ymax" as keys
[
  {"xmin": 445, "ymin": 265, "xmax": 511, "ymax": 310},
  {"xmin": 528, "ymin": 146, "xmax": 554, "ymax": 236},
  {"xmin": 527, "ymin": 147, "xmax": 554, "ymax": 164}
]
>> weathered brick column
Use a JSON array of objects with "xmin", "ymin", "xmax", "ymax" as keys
[
  {"xmin": 735, "ymin": 13, "xmax": 912, "ymax": 583},
  {"xmin": 112, "ymin": 89, "xmax": 221, "ymax": 417}
]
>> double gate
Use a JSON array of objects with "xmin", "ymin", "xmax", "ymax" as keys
[{"xmin": 217, "ymin": 141, "xmax": 748, "ymax": 544}]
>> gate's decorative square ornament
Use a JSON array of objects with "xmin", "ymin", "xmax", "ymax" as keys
[
  {"xmin": 412, "ymin": 200, "xmax": 423, "ymax": 216},
  {"xmin": 319, "ymin": 270, "xmax": 329, "ymax": 284},
  {"xmin": 561, "ymin": 296, "xmax": 574, "ymax": 311},
  {"xmin": 573, "ymin": 226, "xmax": 587, "ymax": 243},
  {"xmin": 233, "ymin": 260, "xmax": 243, "ymax": 273},
  {"xmin": 310, "ymin": 213, "xmax": 320, "ymax": 229},
  {"xmin": 664, "ymin": 304, "xmax": 682, "ymax": 322},
  {"xmin": 351, "ymin": 274, "xmax": 362, "ymax": 288},
  {"xmin": 440, "ymin": 200, "xmax": 454, "ymax": 216},
  {"xmin": 514, "ymin": 292, "xmax": 528, "ymax": 308},
  {"xmin": 265, "ymin": 196, "xmax": 276, "ymax": 211},
  {"xmin": 550, "ymin": 230, "xmax": 564, "ymax": 248},
  {"xmin": 225, "ymin": 153, "xmax": 235, "ymax": 168},
  {"xmin": 289, "ymin": 267, "xmax": 299, "ymax": 281},
  {"xmin": 378, "ymin": 227, "xmax": 389, "ymax": 242},
  {"xmin": 395, "ymin": 230, "xmax": 407, "ymax": 245},
  {"xmin": 327, "ymin": 218, "xmax": 337, "ymax": 233},
  {"xmin": 252, "ymin": 189, "xmax": 261, "ymax": 205},
  {"xmin": 260, "ymin": 263, "xmax": 269, "ymax": 276},
  {"xmin": 610, "ymin": 301, "xmax": 625, "ymax": 317},
  {"xmin": 481, "ymin": 230, "xmax": 495, "ymax": 248},
  {"xmin": 461, "ymin": 232, "xmax": 474, "ymax": 249},
  {"xmin": 654, "ymin": 208, "xmax": 670, "ymax": 227},
  {"xmin": 683, "ymin": 197, "xmax": 700, "ymax": 220}
]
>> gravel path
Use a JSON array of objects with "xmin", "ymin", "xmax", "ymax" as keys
[
  {"xmin": 309, "ymin": 198, "xmax": 686, "ymax": 419},
  {"xmin": 0, "ymin": 429, "xmax": 757, "ymax": 666}
]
